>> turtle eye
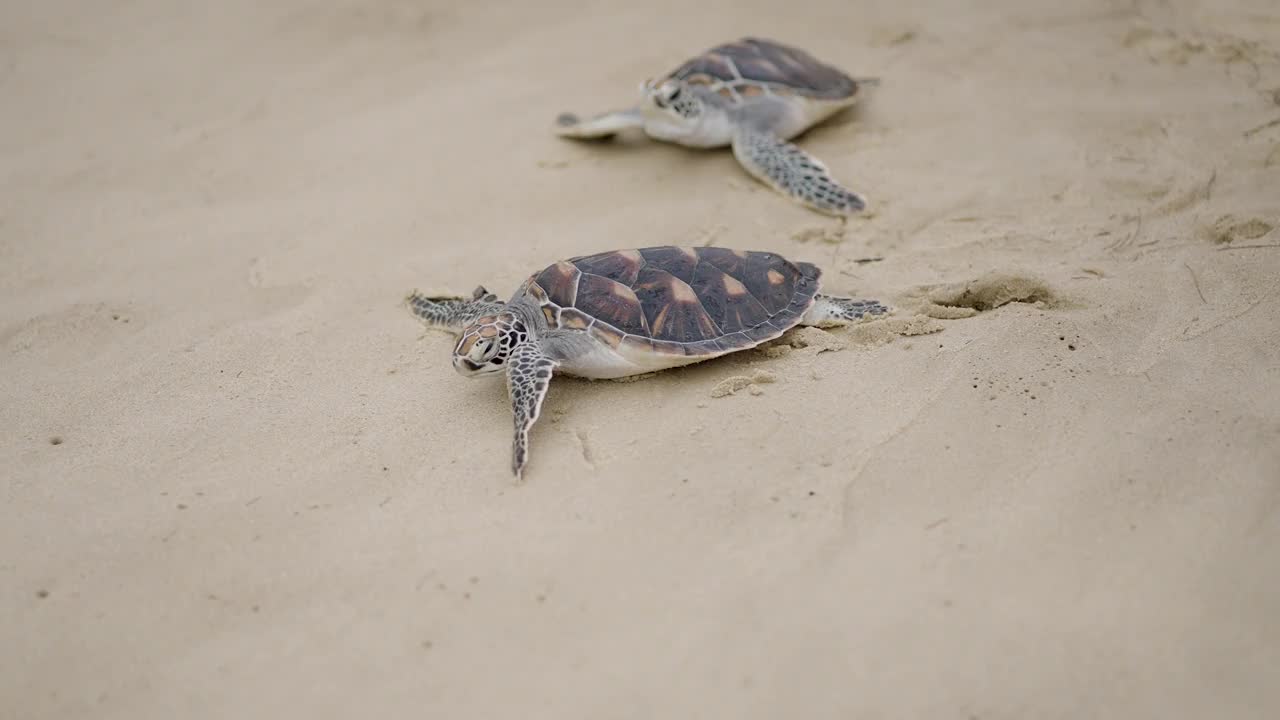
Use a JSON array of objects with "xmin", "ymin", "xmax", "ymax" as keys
[
  {"xmin": 468, "ymin": 339, "xmax": 490, "ymax": 361},
  {"xmin": 668, "ymin": 87, "xmax": 682, "ymax": 102},
  {"xmin": 474, "ymin": 337, "xmax": 502, "ymax": 362}
]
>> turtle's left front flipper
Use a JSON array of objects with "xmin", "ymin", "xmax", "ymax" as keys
[
  {"xmin": 506, "ymin": 342, "xmax": 559, "ymax": 480},
  {"xmin": 731, "ymin": 130, "xmax": 867, "ymax": 216}
]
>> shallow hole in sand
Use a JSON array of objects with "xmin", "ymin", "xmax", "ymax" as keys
[{"xmin": 928, "ymin": 273, "xmax": 1057, "ymax": 312}]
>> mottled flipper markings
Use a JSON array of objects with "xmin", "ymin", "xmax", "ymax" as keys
[
  {"xmin": 731, "ymin": 130, "xmax": 866, "ymax": 216},
  {"xmin": 801, "ymin": 294, "xmax": 889, "ymax": 327},
  {"xmin": 507, "ymin": 342, "xmax": 558, "ymax": 479},
  {"xmin": 823, "ymin": 296, "xmax": 887, "ymax": 320},
  {"xmin": 406, "ymin": 286, "xmax": 505, "ymax": 331}
]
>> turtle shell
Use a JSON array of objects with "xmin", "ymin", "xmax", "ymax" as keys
[
  {"xmin": 665, "ymin": 37, "xmax": 859, "ymax": 103},
  {"xmin": 520, "ymin": 246, "xmax": 822, "ymax": 358}
]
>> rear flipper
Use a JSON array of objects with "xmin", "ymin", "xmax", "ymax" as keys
[
  {"xmin": 801, "ymin": 294, "xmax": 889, "ymax": 327},
  {"xmin": 554, "ymin": 108, "xmax": 643, "ymax": 140},
  {"xmin": 732, "ymin": 130, "xmax": 867, "ymax": 216}
]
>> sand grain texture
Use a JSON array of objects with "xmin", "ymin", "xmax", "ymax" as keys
[{"xmin": 3, "ymin": 1, "xmax": 1279, "ymax": 718}]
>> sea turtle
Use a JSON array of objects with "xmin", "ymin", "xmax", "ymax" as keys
[
  {"xmin": 555, "ymin": 37, "xmax": 877, "ymax": 216},
  {"xmin": 405, "ymin": 246, "xmax": 889, "ymax": 478}
]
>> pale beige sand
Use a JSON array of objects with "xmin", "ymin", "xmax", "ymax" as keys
[{"xmin": 3, "ymin": 1, "xmax": 1280, "ymax": 718}]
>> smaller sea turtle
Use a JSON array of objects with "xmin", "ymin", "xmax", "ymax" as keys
[
  {"xmin": 555, "ymin": 37, "xmax": 877, "ymax": 216},
  {"xmin": 406, "ymin": 246, "xmax": 888, "ymax": 478}
]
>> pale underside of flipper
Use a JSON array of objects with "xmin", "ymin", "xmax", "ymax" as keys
[
  {"xmin": 731, "ymin": 130, "xmax": 867, "ymax": 216},
  {"xmin": 554, "ymin": 108, "xmax": 643, "ymax": 140}
]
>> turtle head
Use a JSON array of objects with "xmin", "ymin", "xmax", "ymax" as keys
[
  {"xmin": 640, "ymin": 78, "xmax": 706, "ymax": 139},
  {"xmin": 453, "ymin": 312, "xmax": 527, "ymax": 377}
]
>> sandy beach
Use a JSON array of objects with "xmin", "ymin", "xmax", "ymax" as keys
[{"xmin": 3, "ymin": 0, "xmax": 1279, "ymax": 717}]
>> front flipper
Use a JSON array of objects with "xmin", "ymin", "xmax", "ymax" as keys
[
  {"xmin": 405, "ymin": 286, "xmax": 504, "ymax": 331},
  {"xmin": 731, "ymin": 130, "xmax": 867, "ymax": 216},
  {"xmin": 507, "ymin": 342, "xmax": 559, "ymax": 480},
  {"xmin": 801, "ymin": 294, "xmax": 890, "ymax": 327},
  {"xmin": 554, "ymin": 108, "xmax": 643, "ymax": 140}
]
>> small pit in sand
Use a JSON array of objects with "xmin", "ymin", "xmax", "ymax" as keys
[
  {"xmin": 710, "ymin": 370, "xmax": 777, "ymax": 398},
  {"xmin": 917, "ymin": 272, "xmax": 1058, "ymax": 318}
]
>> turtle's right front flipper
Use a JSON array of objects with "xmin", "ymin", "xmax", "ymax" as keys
[
  {"xmin": 554, "ymin": 108, "xmax": 643, "ymax": 140},
  {"xmin": 405, "ymin": 287, "xmax": 505, "ymax": 332},
  {"xmin": 801, "ymin": 294, "xmax": 890, "ymax": 327}
]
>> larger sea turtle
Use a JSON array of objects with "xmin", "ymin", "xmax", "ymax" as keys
[
  {"xmin": 555, "ymin": 37, "xmax": 877, "ymax": 216},
  {"xmin": 406, "ymin": 246, "xmax": 888, "ymax": 478}
]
